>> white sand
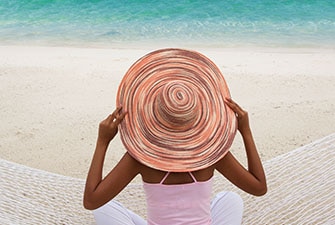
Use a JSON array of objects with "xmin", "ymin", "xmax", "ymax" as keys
[{"xmin": 0, "ymin": 45, "xmax": 334, "ymax": 178}]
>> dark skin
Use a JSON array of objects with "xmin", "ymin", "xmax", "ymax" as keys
[{"xmin": 84, "ymin": 98, "xmax": 267, "ymax": 210}]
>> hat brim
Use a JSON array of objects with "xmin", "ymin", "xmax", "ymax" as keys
[{"xmin": 117, "ymin": 48, "xmax": 237, "ymax": 172}]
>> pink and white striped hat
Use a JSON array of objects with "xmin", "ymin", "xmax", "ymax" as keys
[{"xmin": 117, "ymin": 48, "xmax": 237, "ymax": 172}]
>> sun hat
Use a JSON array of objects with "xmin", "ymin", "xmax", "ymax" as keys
[{"xmin": 116, "ymin": 48, "xmax": 237, "ymax": 172}]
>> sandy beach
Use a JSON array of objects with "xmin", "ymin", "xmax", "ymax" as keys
[{"xmin": 0, "ymin": 45, "xmax": 334, "ymax": 179}]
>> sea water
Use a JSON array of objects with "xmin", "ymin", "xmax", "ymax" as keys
[{"xmin": 0, "ymin": 0, "xmax": 334, "ymax": 48}]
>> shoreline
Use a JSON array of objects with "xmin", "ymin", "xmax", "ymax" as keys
[
  {"xmin": 1, "ymin": 44, "xmax": 334, "ymax": 178},
  {"xmin": 2, "ymin": 41, "xmax": 335, "ymax": 51}
]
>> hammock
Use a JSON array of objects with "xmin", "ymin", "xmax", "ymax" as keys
[{"xmin": 1, "ymin": 133, "xmax": 334, "ymax": 225}]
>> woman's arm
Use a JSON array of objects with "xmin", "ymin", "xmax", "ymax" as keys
[
  {"xmin": 83, "ymin": 107, "xmax": 140, "ymax": 210},
  {"xmin": 216, "ymin": 98, "xmax": 267, "ymax": 196}
]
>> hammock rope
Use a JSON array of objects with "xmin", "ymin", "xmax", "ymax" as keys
[{"xmin": 1, "ymin": 133, "xmax": 334, "ymax": 225}]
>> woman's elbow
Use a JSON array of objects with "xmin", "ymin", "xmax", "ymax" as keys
[
  {"xmin": 254, "ymin": 185, "xmax": 267, "ymax": 196},
  {"xmin": 83, "ymin": 199, "xmax": 94, "ymax": 210},
  {"xmin": 253, "ymin": 182, "xmax": 267, "ymax": 196},
  {"xmin": 83, "ymin": 194, "xmax": 100, "ymax": 210}
]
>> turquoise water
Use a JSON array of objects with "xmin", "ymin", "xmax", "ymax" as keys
[{"xmin": 1, "ymin": 0, "xmax": 334, "ymax": 48}]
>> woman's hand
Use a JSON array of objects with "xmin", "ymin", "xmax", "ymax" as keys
[
  {"xmin": 224, "ymin": 98, "xmax": 250, "ymax": 134},
  {"xmin": 98, "ymin": 106, "xmax": 127, "ymax": 146}
]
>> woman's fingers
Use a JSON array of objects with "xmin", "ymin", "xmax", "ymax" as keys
[
  {"xmin": 108, "ymin": 107, "xmax": 121, "ymax": 120},
  {"xmin": 225, "ymin": 98, "xmax": 244, "ymax": 116},
  {"xmin": 106, "ymin": 106, "xmax": 125, "ymax": 124},
  {"xmin": 114, "ymin": 110, "xmax": 127, "ymax": 125},
  {"xmin": 97, "ymin": 107, "xmax": 127, "ymax": 144},
  {"xmin": 225, "ymin": 98, "xmax": 251, "ymax": 133}
]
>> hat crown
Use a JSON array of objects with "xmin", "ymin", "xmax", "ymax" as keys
[{"xmin": 154, "ymin": 80, "xmax": 199, "ymax": 131}]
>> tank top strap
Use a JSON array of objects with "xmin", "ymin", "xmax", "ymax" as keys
[
  {"xmin": 160, "ymin": 172, "xmax": 198, "ymax": 184},
  {"xmin": 188, "ymin": 172, "xmax": 198, "ymax": 182},
  {"xmin": 160, "ymin": 172, "xmax": 170, "ymax": 184}
]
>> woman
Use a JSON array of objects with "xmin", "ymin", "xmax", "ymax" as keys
[
  {"xmin": 84, "ymin": 48, "xmax": 266, "ymax": 224},
  {"xmin": 84, "ymin": 98, "xmax": 266, "ymax": 225}
]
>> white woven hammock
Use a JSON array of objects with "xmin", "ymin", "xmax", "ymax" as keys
[{"xmin": 1, "ymin": 133, "xmax": 334, "ymax": 225}]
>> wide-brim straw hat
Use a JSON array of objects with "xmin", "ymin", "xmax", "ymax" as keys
[{"xmin": 117, "ymin": 48, "xmax": 237, "ymax": 172}]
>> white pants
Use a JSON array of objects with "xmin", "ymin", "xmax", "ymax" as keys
[{"xmin": 93, "ymin": 191, "xmax": 243, "ymax": 225}]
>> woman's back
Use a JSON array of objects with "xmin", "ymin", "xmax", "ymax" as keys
[{"xmin": 143, "ymin": 171, "xmax": 213, "ymax": 225}]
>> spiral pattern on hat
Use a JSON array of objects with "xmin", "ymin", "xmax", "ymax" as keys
[{"xmin": 117, "ymin": 48, "xmax": 237, "ymax": 172}]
